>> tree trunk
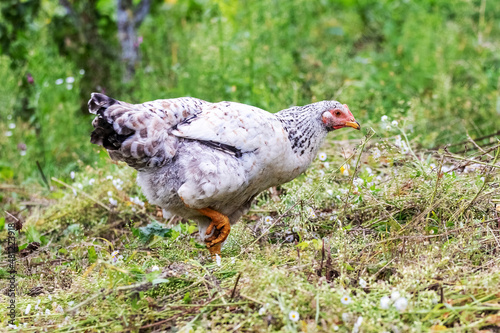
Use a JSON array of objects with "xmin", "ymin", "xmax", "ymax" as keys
[{"xmin": 117, "ymin": 0, "xmax": 151, "ymax": 82}]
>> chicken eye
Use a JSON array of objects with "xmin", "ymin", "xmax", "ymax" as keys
[{"xmin": 335, "ymin": 111, "xmax": 341, "ymax": 116}]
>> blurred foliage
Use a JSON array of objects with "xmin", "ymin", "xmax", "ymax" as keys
[{"xmin": 0, "ymin": 0, "xmax": 499, "ymax": 183}]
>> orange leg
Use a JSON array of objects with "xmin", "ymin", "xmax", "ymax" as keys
[{"xmin": 196, "ymin": 208, "xmax": 231, "ymax": 256}]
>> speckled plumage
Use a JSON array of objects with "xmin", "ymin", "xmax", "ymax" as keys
[{"xmin": 89, "ymin": 93, "xmax": 359, "ymax": 243}]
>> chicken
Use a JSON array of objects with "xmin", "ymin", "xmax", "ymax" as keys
[{"xmin": 88, "ymin": 93, "xmax": 360, "ymax": 256}]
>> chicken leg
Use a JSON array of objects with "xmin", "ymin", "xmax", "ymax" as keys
[{"xmin": 197, "ymin": 208, "xmax": 231, "ymax": 256}]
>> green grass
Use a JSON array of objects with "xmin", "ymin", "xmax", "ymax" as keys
[{"xmin": 1, "ymin": 131, "xmax": 500, "ymax": 332}]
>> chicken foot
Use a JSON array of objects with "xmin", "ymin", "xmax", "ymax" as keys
[{"xmin": 196, "ymin": 208, "xmax": 230, "ymax": 257}]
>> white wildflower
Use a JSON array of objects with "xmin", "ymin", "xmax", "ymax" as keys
[
  {"xmin": 55, "ymin": 305, "xmax": 64, "ymax": 313},
  {"xmin": 372, "ymin": 147, "xmax": 381, "ymax": 159},
  {"xmin": 258, "ymin": 307, "xmax": 266, "ymax": 315},
  {"xmin": 318, "ymin": 170, "xmax": 325, "ymax": 177},
  {"xmin": 380, "ymin": 296, "xmax": 391, "ymax": 309},
  {"xmin": 353, "ymin": 178, "xmax": 364, "ymax": 187},
  {"xmin": 66, "ymin": 84, "xmax": 73, "ymax": 90},
  {"xmin": 394, "ymin": 135, "xmax": 402, "ymax": 148},
  {"xmin": 391, "ymin": 120, "xmax": 398, "ymax": 127},
  {"xmin": 106, "ymin": 175, "xmax": 113, "ymax": 180},
  {"xmin": 5, "ymin": 131, "xmax": 12, "ymax": 137},
  {"xmin": 339, "ymin": 188, "xmax": 348, "ymax": 195},
  {"xmin": 20, "ymin": 151, "xmax": 26, "ymax": 156},
  {"xmin": 323, "ymin": 162, "xmax": 330, "ymax": 168},
  {"xmin": 88, "ymin": 178, "xmax": 95, "ymax": 185},
  {"xmin": 326, "ymin": 190, "xmax": 333, "ymax": 196},
  {"xmin": 68, "ymin": 301, "xmax": 74, "ymax": 306},
  {"xmin": 109, "ymin": 198, "xmax": 118, "ymax": 206},
  {"xmin": 79, "ymin": 69, "xmax": 85, "ymax": 75},
  {"xmin": 111, "ymin": 250, "xmax": 119, "ymax": 257},
  {"xmin": 365, "ymin": 167, "xmax": 373, "ymax": 175},
  {"xmin": 318, "ymin": 152, "xmax": 327, "ymax": 161},
  {"xmin": 288, "ymin": 310, "xmax": 299, "ymax": 322},
  {"xmin": 391, "ymin": 291, "xmax": 401, "ymax": 300},
  {"xmin": 70, "ymin": 171, "xmax": 75, "ymax": 179},
  {"xmin": 66, "ymin": 77, "xmax": 75, "ymax": 83},
  {"xmin": 55, "ymin": 78, "xmax": 63, "ymax": 85},
  {"xmin": 333, "ymin": 325, "xmax": 339, "ymax": 331},
  {"xmin": 107, "ymin": 191, "xmax": 113, "ymax": 197},
  {"xmin": 8, "ymin": 324, "xmax": 18, "ymax": 329},
  {"xmin": 264, "ymin": 216, "xmax": 273, "ymax": 224},
  {"xmin": 25, "ymin": 304, "xmax": 32, "ymax": 314},
  {"xmin": 215, "ymin": 254, "xmax": 221, "ymax": 266},
  {"xmin": 45, "ymin": 309, "xmax": 51, "ymax": 315},
  {"xmin": 386, "ymin": 125, "xmax": 391, "ymax": 130},
  {"xmin": 394, "ymin": 297, "xmax": 408, "ymax": 311},
  {"xmin": 480, "ymin": 177, "xmax": 485, "ymax": 182},
  {"xmin": 341, "ymin": 295, "xmax": 351, "ymax": 305},
  {"xmin": 341, "ymin": 312, "xmax": 351, "ymax": 322},
  {"xmin": 381, "ymin": 115, "xmax": 388, "ymax": 122},
  {"xmin": 353, "ymin": 316, "xmax": 363, "ymax": 333},
  {"xmin": 359, "ymin": 278, "xmax": 367, "ymax": 288},
  {"xmin": 113, "ymin": 178, "xmax": 124, "ymax": 190},
  {"xmin": 8, "ymin": 123, "xmax": 16, "ymax": 129},
  {"xmin": 48, "ymin": 295, "xmax": 52, "ymax": 301},
  {"xmin": 151, "ymin": 265, "xmax": 160, "ymax": 272}
]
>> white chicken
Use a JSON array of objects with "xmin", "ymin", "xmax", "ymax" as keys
[{"xmin": 89, "ymin": 93, "xmax": 360, "ymax": 256}]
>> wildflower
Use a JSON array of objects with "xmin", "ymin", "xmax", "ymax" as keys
[
  {"xmin": 480, "ymin": 177, "xmax": 485, "ymax": 182},
  {"xmin": 68, "ymin": 301, "xmax": 74, "ymax": 306},
  {"xmin": 45, "ymin": 309, "xmax": 51, "ymax": 315},
  {"xmin": 372, "ymin": 147, "xmax": 381, "ymax": 159},
  {"xmin": 380, "ymin": 296, "xmax": 391, "ymax": 309},
  {"xmin": 70, "ymin": 171, "xmax": 75, "ymax": 179},
  {"xmin": 55, "ymin": 78, "xmax": 63, "ymax": 85},
  {"xmin": 391, "ymin": 120, "xmax": 398, "ymax": 127},
  {"xmin": 20, "ymin": 151, "xmax": 26, "ymax": 156},
  {"xmin": 288, "ymin": 310, "xmax": 300, "ymax": 322},
  {"xmin": 66, "ymin": 77, "xmax": 75, "ymax": 83},
  {"xmin": 35, "ymin": 299, "xmax": 41, "ymax": 310},
  {"xmin": 339, "ymin": 188, "xmax": 348, "ymax": 195},
  {"xmin": 231, "ymin": 257, "xmax": 236, "ymax": 264},
  {"xmin": 318, "ymin": 152, "xmax": 327, "ymax": 161},
  {"xmin": 264, "ymin": 216, "xmax": 273, "ymax": 224},
  {"xmin": 341, "ymin": 295, "xmax": 351, "ymax": 305},
  {"xmin": 318, "ymin": 170, "xmax": 325, "ymax": 177},
  {"xmin": 88, "ymin": 178, "xmax": 95, "ymax": 185},
  {"xmin": 151, "ymin": 265, "xmax": 160, "ymax": 272},
  {"xmin": 359, "ymin": 278, "xmax": 367, "ymax": 288},
  {"xmin": 25, "ymin": 304, "xmax": 31, "ymax": 314},
  {"xmin": 386, "ymin": 125, "xmax": 391, "ymax": 130},
  {"xmin": 48, "ymin": 295, "xmax": 52, "ymax": 301},
  {"xmin": 107, "ymin": 191, "xmax": 113, "ymax": 197},
  {"xmin": 258, "ymin": 307, "xmax": 266, "ymax": 315},
  {"xmin": 109, "ymin": 198, "xmax": 118, "ymax": 206},
  {"xmin": 381, "ymin": 115, "xmax": 388, "ymax": 122},
  {"xmin": 285, "ymin": 235, "xmax": 294, "ymax": 242},
  {"xmin": 326, "ymin": 190, "xmax": 333, "ymax": 196},
  {"xmin": 353, "ymin": 178, "xmax": 364, "ymax": 187},
  {"xmin": 79, "ymin": 69, "xmax": 85, "ymax": 75},
  {"xmin": 333, "ymin": 325, "xmax": 339, "ymax": 331},
  {"xmin": 106, "ymin": 175, "xmax": 113, "ymax": 180},
  {"xmin": 341, "ymin": 164, "xmax": 350, "ymax": 176},
  {"xmin": 27, "ymin": 72, "xmax": 35, "ymax": 84},
  {"xmin": 113, "ymin": 178, "xmax": 124, "ymax": 190},
  {"xmin": 394, "ymin": 297, "xmax": 408, "ymax": 311},
  {"xmin": 55, "ymin": 305, "xmax": 64, "ymax": 313},
  {"xmin": 324, "ymin": 162, "xmax": 330, "ymax": 168},
  {"xmin": 341, "ymin": 312, "xmax": 351, "ymax": 322},
  {"xmin": 5, "ymin": 131, "xmax": 12, "ymax": 137},
  {"xmin": 118, "ymin": 255, "xmax": 123, "ymax": 260},
  {"xmin": 75, "ymin": 183, "xmax": 83, "ymax": 190},
  {"xmin": 365, "ymin": 167, "xmax": 373, "ymax": 175},
  {"xmin": 353, "ymin": 316, "xmax": 363, "ymax": 333},
  {"xmin": 8, "ymin": 324, "xmax": 18, "ymax": 329},
  {"xmin": 391, "ymin": 291, "xmax": 401, "ymax": 300},
  {"xmin": 8, "ymin": 123, "xmax": 16, "ymax": 129},
  {"xmin": 215, "ymin": 254, "xmax": 221, "ymax": 266},
  {"xmin": 130, "ymin": 196, "xmax": 145, "ymax": 207}
]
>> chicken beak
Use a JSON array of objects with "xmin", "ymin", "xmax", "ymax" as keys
[{"xmin": 345, "ymin": 121, "xmax": 361, "ymax": 130}]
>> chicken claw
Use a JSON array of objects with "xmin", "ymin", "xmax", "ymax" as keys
[{"xmin": 197, "ymin": 208, "xmax": 231, "ymax": 256}]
